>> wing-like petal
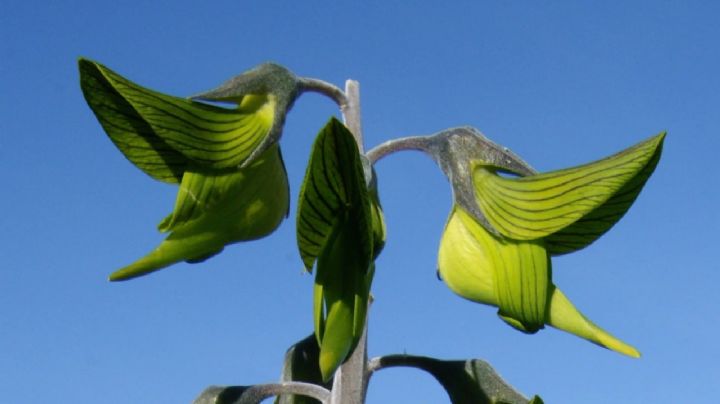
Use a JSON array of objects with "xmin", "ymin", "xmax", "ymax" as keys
[
  {"xmin": 79, "ymin": 58, "xmax": 187, "ymax": 183},
  {"xmin": 81, "ymin": 59, "xmax": 276, "ymax": 170},
  {"xmin": 473, "ymin": 133, "xmax": 665, "ymax": 241},
  {"xmin": 545, "ymin": 134, "xmax": 663, "ymax": 254}
]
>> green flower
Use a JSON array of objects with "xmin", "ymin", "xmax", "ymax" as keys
[
  {"xmin": 296, "ymin": 118, "xmax": 385, "ymax": 381},
  {"xmin": 433, "ymin": 128, "xmax": 664, "ymax": 357},
  {"xmin": 79, "ymin": 59, "xmax": 300, "ymax": 280}
]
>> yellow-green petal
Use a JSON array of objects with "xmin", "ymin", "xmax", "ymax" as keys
[
  {"xmin": 109, "ymin": 144, "xmax": 289, "ymax": 281},
  {"xmin": 546, "ymin": 286, "xmax": 640, "ymax": 358},
  {"xmin": 439, "ymin": 207, "xmax": 549, "ymax": 333},
  {"xmin": 438, "ymin": 207, "xmax": 497, "ymax": 306},
  {"xmin": 80, "ymin": 58, "xmax": 277, "ymax": 170},
  {"xmin": 473, "ymin": 133, "xmax": 665, "ymax": 241},
  {"xmin": 79, "ymin": 58, "xmax": 187, "ymax": 183}
]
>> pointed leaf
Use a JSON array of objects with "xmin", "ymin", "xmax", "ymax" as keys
[
  {"xmin": 377, "ymin": 355, "xmax": 535, "ymax": 404},
  {"xmin": 473, "ymin": 133, "xmax": 665, "ymax": 240},
  {"xmin": 193, "ymin": 386, "xmax": 251, "ymax": 404},
  {"xmin": 275, "ymin": 334, "xmax": 330, "ymax": 404}
]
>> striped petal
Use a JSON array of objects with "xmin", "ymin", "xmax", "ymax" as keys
[
  {"xmin": 439, "ymin": 207, "xmax": 549, "ymax": 333},
  {"xmin": 296, "ymin": 118, "xmax": 373, "ymax": 273},
  {"xmin": 79, "ymin": 58, "xmax": 187, "ymax": 183},
  {"xmin": 545, "ymin": 135, "xmax": 663, "ymax": 254},
  {"xmin": 472, "ymin": 133, "xmax": 665, "ymax": 241},
  {"xmin": 79, "ymin": 58, "xmax": 276, "ymax": 171},
  {"xmin": 296, "ymin": 118, "xmax": 377, "ymax": 380},
  {"xmin": 438, "ymin": 207, "xmax": 639, "ymax": 356},
  {"xmin": 109, "ymin": 144, "xmax": 289, "ymax": 281}
]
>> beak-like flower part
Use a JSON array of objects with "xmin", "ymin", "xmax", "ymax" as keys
[
  {"xmin": 79, "ymin": 59, "xmax": 300, "ymax": 280},
  {"xmin": 432, "ymin": 128, "xmax": 664, "ymax": 357}
]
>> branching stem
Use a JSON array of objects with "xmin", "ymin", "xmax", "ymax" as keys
[
  {"xmin": 366, "ymin": 135, "xmax": 431, "ymax": 164},
  {"xmin": 298, "ymin": 77, "xmax": 348, "ymax": 107},
  {"xmin": 237, "ymin": 382, "xmax": 331, "ymax": 404}
]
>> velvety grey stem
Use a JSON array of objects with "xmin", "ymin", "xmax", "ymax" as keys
[
  {"xmin": 330, "ymin": 324, "xmax": 369, "ymax": 404},
  {"xmin": 298, "ymin": 77, "xmax": 348, "ymax": 108},
  {"xmin": 366, "ymin": 136, "xmax": 432, "ymax": 164},
  {"xmin": 342, "ymin": 80, "xmax": 364, "ymax": 153},
  {"xmin": 237, "ymin": 382, "xmax": 331, "ymax": 404}
]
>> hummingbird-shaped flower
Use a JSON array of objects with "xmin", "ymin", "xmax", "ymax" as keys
[
  {"xmin": 376, "ymin": 128, "xmax": 664, "ymax": 357},
  {"xmin": 79, "ymin": 59, "xmax": 301, "ymax": 280}
]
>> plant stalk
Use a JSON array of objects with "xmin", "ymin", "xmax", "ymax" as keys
[{"xmin": 327, "ymin": 79, "xmax": 370, "ymax": 404}]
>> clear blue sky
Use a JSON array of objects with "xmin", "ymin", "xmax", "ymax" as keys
[{"xmin": 2, "ymin": 1, "xmax": 718, "ymax": 403}]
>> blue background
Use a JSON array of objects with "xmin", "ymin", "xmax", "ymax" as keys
[{"xmin": 2, "ymin": 1, "xmax": 718, "ymax": 403}]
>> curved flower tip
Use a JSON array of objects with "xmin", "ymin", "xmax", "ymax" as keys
[{"xmin": 546, "ymin": 287, "xmax": 640, "ymax": 358}]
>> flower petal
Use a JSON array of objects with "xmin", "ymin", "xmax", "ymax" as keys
[
  {"xmin": 473, "ymin": 133, "xmax": 665, "ymax": 241},
  {"xmin": 79, "ymin": 58, "xmax": 187, "ymax": 183},
  {"xmin": 109, "ymin": 144, "xmax": 289, "ymax": 281},
  {"xmin": 80, "ymin": 58, "xmax": 278, "ymax": 170},
  {"xmin": 546, "ymin": 285, "xmax": 640, "ymax": 358},
  {"xmin": 439, "ymin": 208, "xmax": 549, "ymax": 333}
]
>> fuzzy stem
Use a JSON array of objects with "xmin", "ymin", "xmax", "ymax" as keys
[
  {"xmin": 342, "ymin": 80, "xmax": 364, "ymax": 153},
  {"xmin": 366, "ymin": 135, "xmax": 431, "ymax": 164},
  {"xmin": 238, "ymin": 382, "xmax": 331, "ymax": 403},
  {"xmin": 298, "ymin": 77, "xmax": 348, "ymax": 107}
]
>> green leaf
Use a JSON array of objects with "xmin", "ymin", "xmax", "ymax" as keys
[
  {"xmin": 472, "ymin": 132, "xmax": 665, "ymax": 241},
  {"xmin": 193, "ymin": 386, "xmax": 251, "ymax": 404},
  {"xmin": 377, "ymin": 355, "xmax": 536, "ymax": 404},
  {"xmin": 79, "ymin": 58, "xmax": 279, "ymax": 171},
  {"xmin": 275, "ymin": 334, "xmax": 330, "ymax": 404}
]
